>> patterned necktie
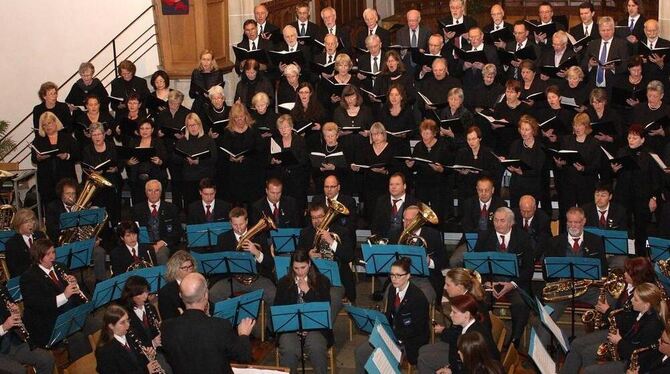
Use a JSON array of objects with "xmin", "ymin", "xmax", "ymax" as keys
[
  {"xmin": 391, "ymin": 199, "xmax": 400, "ymax": 215},
  {"xmin": 629, "ymin": 18, "xmax": 635, "ymax": 31},
  {"xmin": 328, "ymin": 55, "xmax": 333, "ymax": 64},
  {"xmin": 369, "ymin": 29, "xmax": 373, "ymax": 36},
  {"xmin": 585, "ymin": 26, "xmax": 589, "ymax": 37},
  {"xmin": 151, "ymin": 204, "xmax": 158, "ymax": 218},
  {"xmin": 499, "ymin": 235, "xmax": 507, "ymax": 252},
  {"xmin": 329, "ymin": 28, "xmax": 333, "ymax": 35}
]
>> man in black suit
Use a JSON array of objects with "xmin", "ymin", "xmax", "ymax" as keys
[
  {"xmin": 474, "ymin": 207, "xmax": 534, "ymax": 347},
  {"xmin": 515, "ymin": 195, "xmax": 552, "ymax": 261},
  {"xmin": 439, "ymin": 0, "xmax": 477, "ymax": 51},
  {"xmin": 454, "ymin": 27, "xmax": 500, "ymax": 87},
  {"xmin": 355, "ymin": 8, "xmax": 390, "ymax": 51},
  {"xmin": 416, "ymin": 58, "xmax": 461, "ymax": 116},
  {"xmin": 371, "ymin": 172, "xmax": 418, "ymax": 239},
  {"xmin": 320, "ymin": 6, "xmax": 350, "ymax": 54},
  {"xmin": 186, "ymin": 177, "xmax": 231, "ymax": 224},
  {"xmin": 450, "ymin": 176, "xmax": 507, "ymax": 267},
  {"xmin": 615, "ymin": 1, "xmax": 645, "ymax": 50},
  {"xmin": 291, "ymin": 2, "xmax": 323, "ymax": 54},
  {"xmin": 568, "ymin": 1, "xmax": 596, "ymax": 54},
  {"xmin": 640, "ymin": 19, "xmax": 670, "ymax": 83},
  {"xmin": 504, "ymin": 21, "xmax": 542, "ymax": 81},
  {"xmin": 312, "ymin": 33, "xmax": 339, "ymax": 81},
  {"xmin": 483, "ymin": 4, "xmax": 513, "ymax": 49},
  {"xmin": 235, "ymin": 19, "xmax": 272, "ymax": 75},
  {"xmin": 532, "ymin": 2, "xmax": 566, "ymax": 51},
  {"xmin": 251, "ymin": 178, "xmax": 301, "ymax": 228},
  {"xmin": 0, "ymin": 282, "xmax": 55, "ymax": 374},
  {"xmin": 252, "ymin": 3, "xmax": 280, "ymax": 44},
  {"xmin": 395, "ymin": 9, "xmax": 430, "ymax": 75},
  {"xmin": 582, "ymin": 184, "xmax": 628, "ymax": 230},
  {"xmin": 109, "ymin": 221, "xmax": 157, "ymax": 275},
  {"xmin": 273, "ymin": 25, "xmax": 312, "ymax": 78},
  {"xmin": 356, "ymin": 34, "xmax": 384, "ymax": 92},
  {"xmin": 582, "ymin": 16, "xmax": 629, "ymax": 89},
  {"xmin": 311, "ymin": 175, "xmax": 358, "ymax": 242},
  {"xmin": 162, "ymin": 272, "xmax": 254, "ymax": 374},
  {"xmin": 539, "ymin": 30, "xmax": 577, "ymax": 85},
  {"xmin": 131, "ymin": 179, "xmax": 182, "ymax": 265}
]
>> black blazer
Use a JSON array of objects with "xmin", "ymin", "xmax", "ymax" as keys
[
  {"xmin": 298, "ymin": 223, "xmax": 353, "ymax": 263},
  {"xmin": 320, "ymin": 25, "xmax": 351, "ymax": 53},
  {"xmin": 581, "ymin": 37, "xmax": 629, "ymax": 84},
  {"xmin": 442, "ymin": 320, "xmax": 501, "ymax": 373},
  {"xmin": 473, "ymin": 227, "xmax": 534, "ymax": 290},
  {"xmin": 355, "ymin": 25, "xmax": 391, "ymax": 50},
  {"xmin": 546, "ymin": 231, "xmax": 607, "ymax": 279},
  {"xmin": 251, "ymin": 196, "xmax": 301, "ymax": 228},
  {"xmin": 615, "ymin": 15, "xmax": 646, "ymax": 45},
  {"xmin": 186, "ymin": 199, "xmax": 231, "ymax": 224},
  {"xmin": 31, "ymin": 133, "xmax": 79, "ymax": 203},
  {"xmin": 161, "ymin": 309, "xmax": 252, "ymax": 374},
  {"xmin": 617, "ymin": 309, "xmax": 665, "ymax": 360},
  {"xmin": 216, "ymin": 230, "xmax": 274, "ymax": 280},
  {"xmin": 581, "ymin": 201, "xmax": 628, "ymax": 230},
  {"xmin": 95, "ymin": 338, "xmax": 147, "ymax": 374},
  {"xmin": 461, "ymin": 196, "xmax": 507, "ymax": 233},
  {"xmin": 385, "ymin": 282, "xmax": 429, "ymax": 364},
  {"xmin": 131, "ymin": 200, "xmax": 183, "ymax": 249},
  {"xmin": 235, "ymin": 38, "xmax": 273, "ymax": 75},
  {"xmin": 291, "ymin": 20, "xmax": 324, "ymax": 41},
  {"xmin": 5, "ymin": 232, "xmax": 44, "ymax": 278},
  {"xmin": 126, "ymin": 302, "xmax": 160, "ymax": 348},
  {"xmin": 439, "ymin": 15, "xmax": 478, "ymax": 42},
  {"xmin": 157, "ymin": 280, "xmax": 184, "ymax": 321},
  {"xmin": 512, "ymin": 208, "xmax": 552, "ymax": 261},
  {"xmin": 109, "ymin": 244, "xmax": 157, "ymax": 275},
  {"xmin": 370, "ymin": 194, "xmax": 418, "ymax": 238}
]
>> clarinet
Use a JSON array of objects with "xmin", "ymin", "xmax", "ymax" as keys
[
  {"xmin": 144, "ymin": 302, "xmax": 161, "ymax": 334},
  {"xmin": 0, "ymin": 284, "xmax": 32, "ymax": 347},
  {"xmin": 127, "ymin": 328, "xmax": 166, "ymax": 374},
  {"xmin": 55, "ymin": 265, "xmax": 89, "ymax": 303}
]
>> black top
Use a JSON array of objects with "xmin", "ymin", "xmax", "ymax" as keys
[
  {"xmin": 109, "ymin": 76, "xmax": 151, "ymax": 112},
  {"xmin": 5, "ymin": 232, "xmax": 44, "ymax": 278},
  {"xmin": 31, "ymin": 132, "xmax": 79, "ymax": 203},
  {"xmin": 173, "ymin": 135, "xmax": 218, "ymax": 182},
  {"xmin": 95, "ymin": 337, "xmax": 148, "ymax": 374},
  {"xmin": 32, "ymin": 102, "xmax": 73, "ymax": 131},
  {"xmin": 110, "ymin": 244, "xmax": 157, "ymax": 275},
  {"xmin": 454, "ymin": 145, "xmax": 500, "ymax": 199},
  {"xmin": 234, "ymin": 74, "xmax": 274, "ymax": 108},
  {"xmin": 65, "ymin": 78, "xmax": 110, "ymax": 113},
  {"xmin": 332, "ymin": 105, "xmax": 374, "ymax": 131},
  {"xmin": 384, "ymin": 282, "xmax": 429, "ymax": 364}
]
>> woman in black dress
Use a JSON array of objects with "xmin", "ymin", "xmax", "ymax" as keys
[
  {"xmin": 32, "ymin": 81, "xmax": 72, "ymax": 132},
  {"xmin": 65, "ymin": 62, "xmax": 110, "ymax": 114},
  {"xmin": 519, "ymin": 60, "xmax": 547, "ymax": 108},
  {"xmin": 31, "ymin": 111, "xmax": 78, "ymax": 208},
  {"xmin": 275, "ymin": 63, "xmax": 302, "ymax": 109},
  {"xmin": 114, "ymin": 93, "xmax": 149, "ymax": 146},
  {"xmin": 317, "ymin": 53, "xmax": 359, "ymax": 116},
  {"xmin": 379, "ymin": 83, "xmax": 418, "ymax": 138},
  {"xmin": 82, "ymin": 122, "xmax": 121, "ymax": 226},
  {"xmin": 268, "ymin": 114, "xmax": 309, "ymax": 209},
  {"xmin": 189, "ymin": 49, "xmax": 225, "ymax": 118},
  {"xmin": 250, "ymin": 92, "xmax": 278, "ymax": 138},
  {"xmin": 110, "ymin": 60, "xmax": 151, "ymax": 112},
  {"xmin": 440, "ymin": 87, "xmax": 474, "ymax": 150},
  {"xmin": 465, "ymin": 64, "xmax": 504, "ymax": 113},
  {"xmin": 373, "ymin": 50, "xmax": 416, "ymax": 106},
  {"xmin": 491, "ymin": 80, "xmax": 531, "ymax": 157},
  {"xmin": 234, "ymin": 59, "xmax": 274, "ymax": 108},
  {"xmin": 505, "ymin": 114, "xmax": 546, "ymax": 209},
  {"xmin": 312, "ymin": 122, "xmax": 354, "ymax": 195},
  {"xmin": 632, "ymin": 80, "xmax": 670, "ymax": 154},
  {"xmin": 124, "ymin": 119, "xmax": 168, "ymax": 204},
  {"xmin": 219, "ymin": 102, "xmax": 266, "ymax": 206},
  {"xmin": 405, "ymin": 119, "xmax": 452, "ymax": 223},
  {"xmin": 292, "ymin": 82, "xmax": 327, "ymax": 150},
  {"xmin": 275, "ymin": 250, "xmax": 333, "ymax": 374},
  {"xmin": 174, "ymin": 113, "xmax": 218, "ymax": 206},
  {"xmin": 454, "ymin": 126, "xmax": 500, "ymax": 205},
  {"xmin": 73, "ymin": 94, "xmax": 115, "ymax": 148},
  {"xmin": 586, "ymin": 88, "xmax": 623, "ymax": 184},
  {"xmin": 611, "ymin": 56, "xmax": 648, "ymax": 127},
  {"xmin": 203, "ymin": 85, "xmax": 229, "ymax": 138},
  {"xmin": 559, "ymin": 66, "xmax": 589, "ymax": 112},
  {"xmin": 146, "ymin": 70, "xmax": 171, "ymax": 119}
]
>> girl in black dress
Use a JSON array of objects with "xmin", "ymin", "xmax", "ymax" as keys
[
  {"xmin": 174, "ymin": 113, "xmax": 218, "ymax": 206},
  {"xmin": 82, "ymin": 122, "xmax": 121, "ymax": 226},
  {"xmin": 611, "ymin": 56, "xmax": 648, "ymax": 127},
  {"xmin": 74, "ymin": 95, "xmax": 115, "ymax": 144},
  {"xmin": 379, "ymin": 83, "xmax": 418, "ymax": 138},
  {"xmin": 124, "ymin": 119, "xmax": 168, "ymax": 204},
  {"xmin": 189, "ymin": 49, "xmax": 225, "ymax": 118},
  {"xmin": 490, "ymin": 80, "xmax": 530, "ymax": 157},
  {"xmin": 114, "ymin": 93, "xmax": 149, "ymax": 146},
  {"xmin": 268, "ymin": 114, "xmax": 309, "ymax": 209},
  {"xmin": 453, "ymin": 331, "xmax": 505, "ymax": 374},
  {"xmin": 292, "ymin": 82, "xmax": 327, "ymax": 151},
  {"xmin": 374, "ymin": 50, "xmax": 416, "ymax": 107},
  {"xmin": 587, "ymin": 88, "xmax": 623, "ymax": 184}
]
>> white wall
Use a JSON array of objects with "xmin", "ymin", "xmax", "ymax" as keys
[{"xmin": 0, "ymin": 0, "xmax": 159, "ymax": 164}]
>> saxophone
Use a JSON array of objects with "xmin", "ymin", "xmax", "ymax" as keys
[
  {"xmin": 581, "ymin": 269, "xmax": 625, "ymax": 332},
  {"xmin": 628, "ymin": 344, "xmax": 658, "ymax": 372},
  {"xmin": 596, "ymin": 308, "xmax": 624, "ymax": 361}
]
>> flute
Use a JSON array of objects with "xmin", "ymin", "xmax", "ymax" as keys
[{"xmin": 55, "ymin": 265, "xmax": 89, "ymax": 303}]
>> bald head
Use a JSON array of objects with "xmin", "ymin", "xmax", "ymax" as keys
[{"xmin": 180, "ymin": 273, "xmax": 208, "ymax": 308}]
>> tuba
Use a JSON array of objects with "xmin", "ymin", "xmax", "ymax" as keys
[
  {"xmin": 397, "ymin": 203, "xmax": 438, "ymax": 247},
  {"xmin": 0, "ymin": 204, "xmax": 15, "ymax": 230},
  {"xmin": 312, "ymin": 198, "xmax": 349, "ymax": 260},
  {"xmin": 581, "ymin": 269, "xmax": 626, "ymax": 332},
  {"xmin": 58, "ymin": 171, "xmax": 112, "ymax": 245},
  {"xmin": 235, "ymin": 213, "xmax": 277, "ymax": 285}
]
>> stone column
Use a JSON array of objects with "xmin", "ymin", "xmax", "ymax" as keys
[
  {"xmin": 660, "ymin": 1, "xmax": 670, "ymax": 40},
  {"xmin": 224, "ymin": 0, "xmax": 257, "ymax": 104}
]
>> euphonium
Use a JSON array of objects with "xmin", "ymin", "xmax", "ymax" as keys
[
  {"xmin": 596, "ymin": 308, "xmax": 623, "ymax": 361},
  {"xmin": 235, "ymin": 213, "xmax": 277, "ymax": 285},
  {"xmin": 397, "ymin": 202, "xmax": 438, "ymax": 247},
  {"xmin": 582, "ymin": 269, "xmax": 625, "ymax": 331},
  {"xmin": 58, "ymin": 171, "xmax": 112, "ymax": 245},
  {"xmin": 543, "ymin": 269, "xmax": 625, "ymax": 303},
  {"xmin": 313, "ymin": 198, "xmax": 349, "ymax": 260},
  {"xmin": 629, "ymin": 344, "xmax": 657, "ymax": 371},
  {"xmin": 0, "ymin": 204, "xmax": 15, "ymax": 230}
]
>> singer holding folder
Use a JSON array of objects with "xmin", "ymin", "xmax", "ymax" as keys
[{"xmin": 174, "ymin": 113, "xmax": 218, "ymax": 206}]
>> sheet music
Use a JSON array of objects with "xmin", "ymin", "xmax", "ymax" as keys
[
  {"xmin": 530, "ymin": 329, "xmax": 557, "ymax": 374},
  {"xmin": 233, "ymin": 368, "xmax": 289, "ymax": 374},
  {"xmin": 375, "ymin": 324, "xmax": 401, "ymax": 362},
  {"xmin": 270, "ymin": 138, "xmax": 282, "ymax": 154},
  {"xmin": 651, "ymin": 152, "xmax": 669, "ymax": 169},
  {"xmin": 536, "ymin": 297, "xmax": 569, "ymax": 352},
  {"xmin": 371, "ymin": 348, "xmax": 396, "ymax": 374}
]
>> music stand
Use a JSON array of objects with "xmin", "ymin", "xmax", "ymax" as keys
[
  {"xmin": 584, "ymin": 227, "xmax": 630, "ymax": 255},
  {"xmin": 6, "ymin": 276, "xmax": 21, "ymax": 301},
  {"xmin": 361, "ymin": 244, "xmax": 429, "ymax": 276},
  {"xmin": 463, "ymin": 251, "xmax": 519, "ymax": 306},
  {"xmin": 126, "ymin": 265, "xmax": 168, "ymax": 293},
  {"xmin": 544, "ymin": 256, "xmax": 601, "ymax": 341},
  {"xmin": 59, "ymin": 208, "xmax": 106, "ymax": 230},
  {"xmin": 213, "ymin": 289, "xmax": 264, "ymax": 325},
  {"xmin": 55, "ymin": 238, "xmax": 95, "ymax": 294},
  {"xmin": 464, "ymin": 232, "xmax": 478, "ymax": 252},
  {"xmin": 186, "ymin": 222, "xmax": 232, "ymax": 250},
  {"xmin": 271, "ymin": 301, "xmax": 332, "ymax": 374},
  {"xmin": 91, "ymin": 272, "xmax": 132, "ymax": 309},
  {"xmin": 345, "ymin": 305, "xmax": 389, "ymax": 334},
  {"xmin": 191, "ymin": 251, "xmax": 257, "ymax": 296},
  {"xmin": 369, "ymin": 320, "xmax": 402, "ymax": 369},
  {"xmin": 365, "ymin": 347, "xmax": 401, "ymax": 374},
  {"xmin": 0, "ymin": 230, "xmax": 15, "ymax": 251},
  {"xmin": 138, "ymin": 226, "xmax": 151, "ymax": 244},
  {"xmin": 648, "ymin": 236, "xmax": 670, "ymax": 263},
  {"xmin": 47, "ymin": 302, "xmax": 94, "ymax": 348},
  {"xmin": 271, "ymin": 228, "xmax": 302, "ymax": 254}
]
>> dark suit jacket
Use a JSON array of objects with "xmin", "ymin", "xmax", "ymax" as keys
[
  {"xmin": 371, "ymin": 194, "xmax": 418, "ymax": 238},
  {"xmin": 274, "ymin": 42, "xmax": 312, "ymax": 74},
  {"xmin": 187, "ymin": 199, "xmax": 231, "ymax": 224},
  {"xmin": 617, "ymin": 309, "xmax": 665, "ymax": 360},
  {"xmin": 131, "ymin": 200, "xmax": 183, "ymax": 249},
  {"xmin": 110, "ymin": 244, "xmax": 157, "ymax": 275},
  {"xmin": 157, "ymin": 280, "xmax": 184, "ymax": 321},
  {"xmin": 320, "ymin": 25, "xmax": 351, "ymax": 53},
  {"xmin": 310, "ymin": 194, "xmax": 358, "ymax": 235},
  {"xmin": 639, "ymin": 37, "xmax": 670, "ymax": 82},
  {"xmin": 5, "ymin": 232, "xmax": 44, "ymax": 278},
  {"xmin": 95, "ymin": 338, "xmax": 147, "ymax": 374},
  {"xmin": 473, "ymin": 227, "xmax": 534, "ymax": 290},
  {"xmin": 216, "ymin": 230, "xmax": 274, "ymax": 280},
  {"xmin": 615, "ymin": 15, "xmax": 646, "ymax": 45},
  {"xmin": 442, "ymin": 320, "xmax": 500, "ymax": 373},
  {"xmin": 483, "ymin": 22, "xmax": 513, "ymax": 36},
  {"xmin": 461, "ymin": 196, "xmax": 507, "ymax": 233},
  {"xmin": 581, "ymin": 37, "xmax": 629, "ymax": 84},
  {"xmin": 126, "ymin": 302, "xmax": 160, "ymax": 348},
  {"xmin": 298, "ymin": 223, "xmax": 353, "ymax": 263},
  {"xmin": 512, "ymin": 209, "xmax": 552, "ymax": 260},
  {"xmin": 356, "ymin": 52, "xmax": 385, "ymax": 90},
  {"xmin": 394, "ymin": 25, "xmax": 430, "ymax": 49},
  {"xmin": 539, "ymin": 47, "xmax": 576, "ymax": 68},
  {"xmin": 504, "ymin": 40, "xmax": 542, "ymax": 80},
  {"xmin": 439, "ymin": 15, "xmax": 478, "ymax": 43},
  {"xmin": 639, "ymin": 349, "xmax": 670, "ymax": 374},
  {"xmin": 251, "ymin": 196, "xmax": 301, "ymax": 228},
  {"xmin": 291, "ymin": 20, "xmax": 323, "ymax": 40},
  {"xmin": 45, "ymin": 200, "xmax": 68, "ymax": 244},
  {"xmin": 455, "ymin": 44, "xmax": 501, "ymax": 85},
  {"xmin": 162, "ymin": 309, "xmax": 252, "ymax": 374},
  {"xmin": 581, "ymin": 202, "xmax": 628, "ymax": 230},
  {"xmin": 235, "ymin": 38, "xmax": 273, "ymax": 75},
  {"xmin": 385, "ymin": 282, "xmax": 429, "ymax": 364},
  {"xmin": 546, "ymin": 231, "xmax": 607, "ymax": 279},
  {"xmin": 355, "ymin": 25, "xmax": 391, "ymax": 49}
]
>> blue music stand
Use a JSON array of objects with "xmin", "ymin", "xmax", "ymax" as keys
[
  {"xmin": 6, "ymin": 276, "xmax": 21, "ymax": 301},
  {"xmin": 55, "ymin": 239, "xmax": 95, "ymax": 270},
  {"xmin": 544, "ymin": 256, "xmax": 601, "ymax": 341},
  {"xmin": 365, "ymin": 347, "xmax": 401, "ymax": 374},
  {"xmin": 126, "ymin": 265, "xmax": 168, "ymax": 293},
  {"xmin": 0, "ymin": 230, "xmax": 16, "ymax": 251},
  {"xmin": 464, "ymin": 232, "xmax": 478, "ymax": 252},
  {"xmin": 271, "ymin": 301, "xmax": 332, "ymax": 374},
  {"xmin": 276, "ymin": 256, "xmax": 343, "ymax": 287},
  {"xmin": 59, "ymin": 208, "xmax": 106, "ymax": 229},
  {"xmin": 138, "ymin": 226, "xmax": 151, "ymax": 244},
  {"xmin": 213, "ymin": 289, "xmax": 264, "ymax": 325},
  {"xmin": 584, "ymin": 227, "xmax": 629, "ymax": 255},
  {"xmin": 464, "ymin": 251, "xmax": 518, "ymax": 306},
  {"xmin": 47, "ymin": 302, "xmax": 94, "ymax": 348},
  {"xmin": 192, "ymin": 251, "xmax": 258, "ymax": 296},
  {"xmin": 91, "ymin": 272, "xmax": 132, "ymax": 309},
  {"xmin": 648, "ymin": 236, "xmax": 670, "ymax": 263},
  {"xmin": 186, "ymin": 222, "xmax": 232, "ymax": 249},
  {"xmin": 361, "ymin": 244, "xmax": 429, "ymax": 276},
  {"xmin": 369, "ymin": 320, "xmax": 402, "ymax": 368},
  {"xmin": 345, "ymin": 305, "xmax": 389, "ymax": 334},
  {"xmin": 271, "ymin": 228, "xmax": 302, "ymax": 254}
]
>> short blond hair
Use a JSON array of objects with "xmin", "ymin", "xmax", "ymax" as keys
[{"xmin": 38, "ymin": 111, "xmax": 64, "ymax": 137}]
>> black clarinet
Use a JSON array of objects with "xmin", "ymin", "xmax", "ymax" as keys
[
  {"xmin": 144, "ymin": 302, "xmax": 161, "ymax": 334},
  {"xmin": 0, "ymin": 283, "xmax": 32, "ymax": 347},
  {"xmin": 127, "ymin": 327, "xmax": 166, "ymax": 374},
  {"xmin": 55, "ymin": 265, "xmax": 89, "ymax": 303}
]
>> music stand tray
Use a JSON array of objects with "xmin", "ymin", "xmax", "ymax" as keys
[
  {"xmin": 0, "ymin": 230, "xmax": 16, "ymax": 251},
  {"xmin": 6, "ymin": 276, "xmax": 21, "ymax": 301},
  {"xmin": 138, "ymin": 226, "xmax": 151, "ymax": 244},
  {"xmin": 191, "ymin": 251, "xmax": 257, "ymax": 276},
  {"xmin": 369, "ymin": 320, "xmax": 402, "ymax": 367},
  {"xmin": 365, "ymin": 347, "xmax": 401, "ymax": 374},
  {"xmin": 361, "ymin": 244, "xmax": 429, "ymax": 276},
  {"xmin": 47, "ymin": 302, "xmax": 94, "ymax": 348},
  {"xmin": 213, "ymin": 289, "xmax": 264, "ymax": 325},
  {"xmin": 91, "ymin": 272, "xmax": 132, "ymax": 309},
  {"xmin": 584, "ymin": 227, "xmax": 629, "ymax": 255},
  {"xmin": 186, "ymin": 222, "xmax": 232, "ymax": 249},
  {"xmin": 59, "ymin": 208, "xmax": 106, "ymax": 230},
  {"xmin": 55, "ymin": 238, "xmax": 95, "ymax": 270},
  {"xmin": 271, "ymin": 228, "xmax": 302, "ymax": 254},
  {"xmin": 464, "ymin": 232, "xmax": 478, "ymax": 252},
  {"xmin": 126, "ymin": 265, "xmax": 168, "ymax": 293},
  {"xmin": 345, "ymin": 305, "xmax": 390, "ymax": 334},
  {"xmin": 648, "ymin": 236, "xmax": 670, "ymax": 263}
]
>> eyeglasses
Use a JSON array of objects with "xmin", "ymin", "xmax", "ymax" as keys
[
  {"xmin": 389, "ymin": 273, "xmax": 408, "ymax": 279},
  {"xmin": 661, "ymin": 337, "xmax": 670, "ymax": 345},
  {"xmin": 180, "ymin": 264, "xmax": 195, "ymax": 271}
]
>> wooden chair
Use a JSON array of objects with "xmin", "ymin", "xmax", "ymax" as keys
[
  {"xmin": 502, "ymin": 344, "xmax": 534, "ymax": 374},
  {"xmin": 62, "ymin": 352, "xmax": 97, "ymax": 374},
  {"xmin": 88, "ymin": 330, "xmax": 101, "ymax": 352},
  {"xmin": 275, "ymin": 345, "xmax": 336, "ymax": 374},
  {"xmin": 489, "ymin": 312, "xmax": 507, "ymax": 353}
]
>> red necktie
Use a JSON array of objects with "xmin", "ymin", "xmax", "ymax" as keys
[
  {"xmin": 123, "ymin": 341, "xmax": 132, "ymax": 352},
  {"xmin": 394, "ymin": 292, "xmax": 401, "ymax": 309},
  {"xmin": 48, "ymin": 270, "xmax": 61, "ymax": 288},
  {"xmin": 151, "ymin": 204, "xmax": 158, "ymax": 218},
  {"xmin": 273, "ymin": 203, "xmax": 280, "ymax": 220},
  {"xmin": 499, "ymin": 235, "xmax": 507, "ymax": 252},
  {"xmin": 205, "ymin": 205, "xmax": 212, "ymax": 221},
  {"xmin": 28, "ymin": 237, "xmax": 33, "ymax": 247},
  {"xmin": 131, "ymin": 247, "xmax": 138, "ymax": 260},
  {"xmin": 599, "ymin": 211, "xmax": 607, "ymax": 227},
  {"xmin": 480, "ymin": 204, "xmax": 488, "ymax": 219},
  {"xmin": 391, "ymin": 199, "xmax": 400, "ymax": 215},
  {"xmin": 572, "ymin": 238, "xmax": 580, "ymax": 254},
  {"xmin": 142, "ymin": 310, "xmax": 149, "ymax": 328},
  {"xmin": 523, "ymin": 219, "xmax": 529, "ymax": 231}
]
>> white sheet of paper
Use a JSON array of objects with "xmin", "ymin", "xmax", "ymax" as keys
[
  {"xmin": 650, "ymin": 152, "xmax": 668, "ymax": 169},
  {"xmin": 375, "ymin": 324, "xmax": 401, "ymax": 362},
  {"xmin": 371, "ymin": 348, "xmax": 396, "ymax": 374},
  {"xmin": 536, "ymin": 297, "xmax": 569, "ymax": 352},
  {"xmin": 529, "ymin": 328, "xmax": 557, "ymax": 374}
]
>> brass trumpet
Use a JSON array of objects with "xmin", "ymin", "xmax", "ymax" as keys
[{"xmin": 235, "ymin": 213, "xmax": 276, "ymax": 285}]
